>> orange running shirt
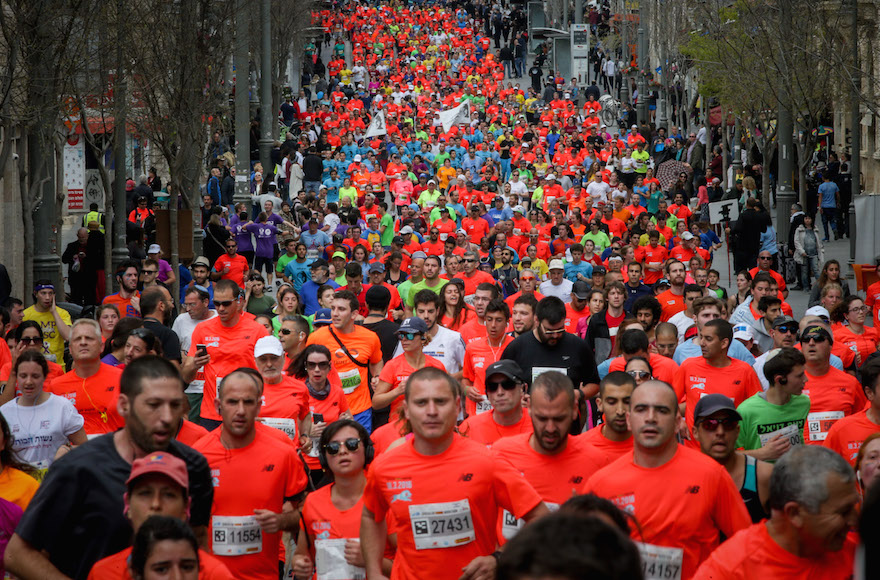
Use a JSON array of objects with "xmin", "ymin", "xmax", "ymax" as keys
[
  {"xmin": 102, "ymin": 292, "xmax": 141, "ymax": 318},
  {"xmin": 583, "ymin": 446, "xmax": 751, "ymax": 580},
  {"xmin": 458, "ymin": 318, "xmax": 488, "ymax": 345},
  {"xmin": 462, "ymin": 335, "xmax": 514, "ymax": 416},
  {"xmin": 258, "ymin": 376, "xmax": 310, "ymax": 444},
  {"xmin": 824, "ymin": 410, "xmax": 880, "ymax": 465},
  {"xmin": 213, "ymin": 254, "xmax": 250, "ymax": 289},
  {"xmin": 692, "ymin": 522, "xmax": 857, "ymax": 580},
  {"xmin": 193, "ymin": 426, "xmax": 307, "ymax": 580},
  {"xmin": 656, "ymin": 289, "xmax": 685, "ymax": 322},
  {"xmin": 362, "ymin": 435, "xmax": 543, "ymax": 580},
  {"xmin": 48, "ymin": 364, "xmax": 124, "ymax": 435},
  {"xmin": 459, "ymin": 409, "xmax": 533, "ymax": 446},
  {"xmin": 492, "ymin": 433, "xmax": 612, "ymax": 543},
  {"xmin": 298, "ymin": 484, "xmax": 371, "ymax": 580},
  {"xmin": 563, "ymin": 304, "xmax": 590, "ymax": 334},
  {"xmin": 370, "ymin": 418, "xmax": 408, "ymax": 456},
  {"xmin": 638, "ymin": 245, "xmax": 668, "ymax": 285},
  {"xmin": 578, "ymin": 425, "xmax": 634, "ymax": 464},
  {"xmin": 802, "ymin": 366, "xmax": 866, "ymax": 445},
  {"xmin": 673, "ymin": 357, "xmax": 761, "ymax": 439},
  {"xmin": 87, "ymin": 547, "xmax": 234, "ymax": 580},
  {"xmin": 188, "ymin": 316, "xmax": 268, "ymax": 421},
  {"xmin": 378, "ymin": 354, "xmax": 445, "ymax": 417},
  {"xmin": 832, "ymin": 325, "xmax": 880, "ymax": 367},
  {"xmin": 176, "ymin": 419, "xmax": 209, "ymax": 447},
  {"xmin": 306, "ymin": 326, "xmax": 382, "ymax": 415}
]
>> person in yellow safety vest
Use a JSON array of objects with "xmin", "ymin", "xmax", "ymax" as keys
[{"xmin": 82, "ymin": 203, "xmax": 105, "ymax": 233}]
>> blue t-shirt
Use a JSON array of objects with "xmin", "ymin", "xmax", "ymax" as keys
[
  {"xmin": 283, "ymin": 258, "xmax": 314, "ymax": 292},
  {"xmin": 818, "ymin": 181, "xmax": 839, "ymax": 208},
  {"xmin": 301, "ymin": 279, "xmax": 340, "ymax": 315},
  {"xmin": 564, "ymin": 261, "xmax": 593, "ymax": 283}
]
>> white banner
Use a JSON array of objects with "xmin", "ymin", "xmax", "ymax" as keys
[
  {"xmin": 364, "ymin": 110, "xmax": 387, "ymax": 138},
  {"xmin": 438, "ymin": 100, "xmax": 472, "ymax": 133}
]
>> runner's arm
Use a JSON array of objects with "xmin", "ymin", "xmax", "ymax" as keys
[
  {"xmin": 3, "ymin": 534, "xmax": 71, "ymax": 580},
  {"xmin": 360, "ymin": 506, "xmax": 389, "ymax": 580}
]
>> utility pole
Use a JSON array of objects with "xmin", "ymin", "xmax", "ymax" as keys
[
  {"xmin": 575, "ymin": 0, "xmax": 583, "ymax": 24},
  {"xmin": 233, "ymin": 0, "xmax": 251, "ymax": 207},
  {"xmin": 775, "ymin": 0, "xmax": 796, "ymax": 244},
  {"xmin": 636, "ymin": 23, "xmax": 648, "ymax": 125},
  {"xmin": 258, "ymin": 0, "xmax": 273, "ymax": 177},
  {"xmin": 848, "ymin": 0, "xmax": 860, "ymax": 271},
  {"xmin": 619, "ymin": 13, "xmax": 629, "ymax": 107},
  {"xmin": 111, "ymin": 0, "xmax": 129, "ymax": 282},
  {"xmin": 732, "ymin": 118, "xmax": 743, "ymax": 187}
]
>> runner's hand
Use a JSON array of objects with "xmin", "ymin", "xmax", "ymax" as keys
[
  {"xmin": 677, "ymin": 417, "xmax": 691, "ymax": 441},
  {"xmin": 762, "ymin": 433, "xmax": 791, "ymax": 460},
  {"xmin": 344, "ymin": 538, "xmax": 365, "ymax": 567},
  {"xmin": 253, "ymin": 509, "xmax": 281, "ymax": 533},
  {"xmin": 459, "ymin": 555, "xmax": 496, "ymax": 580},
  {"xmin": 291, "ymin": 554, "xmax": 313, "ymax": 578},
  {"xmin": 465, "ymin": 386, "xmax": 484, "ymax": 402}
]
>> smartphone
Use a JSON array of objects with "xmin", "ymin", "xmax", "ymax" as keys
[
  {"xmin": 196, "ymin": 344, "xmax": 207, "ymax": 357},
  {"xmin": 312, "ymin": 413, "xmax": 324, "ymax": 424}
]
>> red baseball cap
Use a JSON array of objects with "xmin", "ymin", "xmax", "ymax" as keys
[{"xmin": 126, "ymin": 452, "xmax": 189, "ymax": 490}]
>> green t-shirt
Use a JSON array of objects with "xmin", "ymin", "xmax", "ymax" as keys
[
  {"xmin": 631, "ymin": 150, "xmax": 650, "ymax": 173},
  {"xmin": 246, "ymin": 294, "xmax": 276, "ymax": 316},
  {"xmin": 380, "ymin": 213, "xmax": 395, "ymax": 247},
  {"xmin": 406, "ymin": 279, "xmax": 448, "ymax": 307},
  {"xmin": 581, "ymin": 231, "xmax": 612, "ymax": 252},
  {"xmin": 429, "ymin": 207, "xmax": 458, "ymax": 223},
  {"xmin": 736, "ymin": 392, "xmax": 811, "ymax": 456},
  {"xmin": 276, "ymin": 252, "xmax": 297, "ymax": 274},
  {"xmin": 397, "ymin": 278, "xmax": 416, "ymax": 306}
]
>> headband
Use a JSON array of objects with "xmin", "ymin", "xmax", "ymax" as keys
[{"xmin": 34, "ymin": 284, "xmax": 54, "ymax": 292}]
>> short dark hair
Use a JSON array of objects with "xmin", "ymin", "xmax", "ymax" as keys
[
  {"xmin": 757, "ymin": 295, "xmax": 782, "ymax": 313},
  {"xmin": 532, "ymin": 370, "xmax": 575, "ymax": 406},
  {"xmin": 120, "ymin": 355, "xmax": 184, "ymax": 399},
  {"xmin": 116, "ymin": 259, "xmax": 141, "ymax": 277},
  {"xmin": 413, "ymin": 289, "xmax": 443, "ymax": 310},
  {"xmin": 484, "ymin": 298, "xmax": 510, "ymax": 320},
  {"xmin": 536, "ymin": 296, "xmax": 566, "ymax": 325},
  {"xmin": 475, "ymin": 282, "xmax": 501, "ymax": 299},
  {"xmin": 214, "ymin": 279, "xmax": 241, "ymax": 297},
  {"xmin": 618, "ymin": 329, "xmax": 649, "ymax": 355},
  {"xmin": 130, "ymin": 517, "xmax": 199, "ymax": 579},
  {"xmin": 632, "ymin": 296, "xmax": 661, "ymax": 323},
  {"xmin": 763, "ymin": 347, "xmax": 806, "ymax": 384},
  {"xmin": 704, "ymin": 318, "xmax": 733, "ymax": 344},
  {"xmin": 365, "ymin": 285, "xmax": 392, "ymax": 311},
  {"xmin": 139, "ymin": 286, "xmax": 167, "ymax": 317},
  {"xmin": 683, "ymin": 284, "xmax": 703, "ymax": 297},
  {"xmin": 14, "ymin": 320, "xmax": 43, "ymax": 341},
  {"xmin": 862, "ymin": 359, "xmax": 880, "ymax": 396},
  {"xmin": 599, "ymin": 370, "xmax": 635, "ymax": 398},
  {"xmin": 751, "ymin": 272, "xmax": 774, "ymax": 289},
  {"xmin": 513, "ymin": 293, "xmax": 538, "ymax": 312},
  {"xmin": 281, "ymin": 315, "xmax": 310, "ymax": 339},
  {"xmin": 334, "ymin": 289, "xmax": 360, "ymax": 314},
  {"xmin": 344, "ymin": 262, "xmax": 363, "ymax": 279}
]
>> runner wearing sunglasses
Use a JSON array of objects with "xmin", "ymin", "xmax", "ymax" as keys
[{"xmin": 459, "ymin": 360, "xmax": 532, "ymax": 446}]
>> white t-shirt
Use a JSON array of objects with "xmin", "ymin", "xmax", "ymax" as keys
[
  {"xmin": 323, "ymin": 213, "xmax": 341, "ymax": 233},
  {"xmin": 508, "ymin": 180, "xmax": 528, "ymax": 197},
  {"xmin": 586, "ymin": 181, "xmax": 611, "ymax": 205},
  {"xmin": 540, "ymin": 279, "xmax": 574, "ymax": 303},
  {"xmin": 620, "ymin": 157, "xmax": 636, "ymax": 174},
  {"xmin": 1, "ymin": 394, "xmax": 84, "ymax": 470},
  {"xmin": 668, "ymin": 310, "xmax": 696, "ymax": 343},
  {"xmin": 392, "ymin": 325, "xmax": 466, "ymax": 375}
]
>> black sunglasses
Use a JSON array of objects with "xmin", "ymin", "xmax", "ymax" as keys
[
  {"xmin": 19, "ymin": 336, "xmax": 42, "ymax": 345},
  {"xmin": 775, "ymin": 325, "xmax": 798, "ymax": 334},
  {"xmin": 306, "ymin": 361, "xmax": 331, "ymax": 370},
  {"xmin": 323, "ymin": 438, "xmax": 362, "ymax": 455},
  {"xmin": 699, "ymin": 417, "xmax": 739, "ymax": 431},
  {"xmin": 486, "ymin": 379, "xmax": 519, "ymax": 393},
  {"xmin": 214, "ymin": 299, "xmax": 237, "ymax": 308}
]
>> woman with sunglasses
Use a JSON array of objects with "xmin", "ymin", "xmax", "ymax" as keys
[
  {"xmin": 290, "ymin": 345, "xmax": 352, "ymax": 477},
  {"xmin": 0, "ymin": 322, "xmax": 65, "ymax": 405},
  {"xmin": 832, "ymin": 296, "xmax": 880, "ymax": 366},
  {"xmin": 291, "ymin": 419, "xmax": 392, "ymax": 579},
  {"xmin": 0, "ymin": 351, "xmax": 87, "ymax": 476},
  {"xmin": 440, "ymin": 279, "xmax": 474, "ymax": 332},
  {"xmin": 372, "ymin": 317, "xmax": 444, "ymax": 417},
  {"xmin": 624, "ymin": 356, "xmax": 653, "ymax": 386},
  {"xmin": 124, "ymin": 328, "xmax": 163, "ymax": 366}
]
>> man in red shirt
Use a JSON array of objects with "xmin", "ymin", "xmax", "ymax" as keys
[
  {"xmin": 459, "ymin": 359, "xmax": 533, "ymax": 445},
  {"xmin": 637, "ymin": 230, "xmax": 668, "ymax": 285},
  {"xmin": 212, "ymin": 239, "xmax": 250, "ymax": 289},
  {"xmin": 462, "ymin": 204, "xmax": 490, "ymax": 243},
  {"xmin": 459, "ymin": 251, "xmax": 496, "ymax": 299},
  {"xmin": 825, "ymin": 358, "xmax": 880, "ymax": 465},
  {"xmin": 579, "ymin": 371, "xmax": 635, "ymax": 463},
  {"xmin": 600, "ymin": 205, "xmax": 627, "ymax": 240},
  {"xmin": 669, "ymin": 231, "xmax": 709, "ymax": 269},
  {"xmin": 656, "ymin": 260, "xmax": 687, "ymax": 321},
  {"xmin": 668, "ymin": 192, "xmax": 693, "ymax": 222},
  {"xmin": 748, "ymin": 250, "xmax": 788, "ymax": 298},
  {"xmin": 518, "ymin": 230, "xmax": 552, "ymax": 262}
]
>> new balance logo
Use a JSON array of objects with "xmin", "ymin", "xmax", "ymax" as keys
[
  {"xmin": 686, "ymin": 486, "xmax": 700, "ymax": 494},
  {"xmin": 569, "ymin": 476, "xmax": 583, "ymax": 484},
  {"xmin": 262, "ymin": 464, "xmax": 275, "ymax": 472},
  {"xmin": 458, "ymin": 473, "xmax": 474, "ymax": 482}
]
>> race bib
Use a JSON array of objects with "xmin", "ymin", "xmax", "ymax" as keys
[
  {"xmin": 475, "ymin": 398, "xmax": 493, "ymax": 414},
  {"xmin": 259, "ymin": 417, "xmax": 297, "ymax": 441},
  {"xmin": 532, "ymin": 366, "xmax": 567, "ymax": 384},
  {"xmin": 338, "ymin": 368, "xmax": 362, "ymax": 395},
  {"xmin": 440, "ymin": 233, "xmax": 448, "ymax": 241},
  {"xmin": 212, "ymin": 515, "xmax": 262, "ymax": 556},
  {"xmin": 409, "ymin": 499, "xmax": 475, "ymax": 550},
  {"xmin": 637, "ymin": 542, "xmax": 683, "ymax": 580},
  {"xmin": 307, "ymin": 249, "xmax": 320, "ymax": 260},
  {"xmin": 501, "ymin": 502, "xmax": 558, "ymax": 540},
  {"xmin": 759, "ymin": 423, "xmax": 802, "ymax": 447},
  {"xmin": 315, "ymin": 538, "xmax": 366, "ymax": 580},
  {"xmin": 807, "ymin": 411, "xmax": 844, "ymax": 442}
]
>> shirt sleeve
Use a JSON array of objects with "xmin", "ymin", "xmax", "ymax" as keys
[
  {"xmin": 284, "ymin": 447, "xmax": 308, "ymax": 500},
  {"xmin": 491, "ymin": 455, "xmax": 543, "ymax": 519},
  {"xmin": 61, "ymin": 397, "xmax": 85, "ymax": 436},
  {"xmin": 362, "ymin": 467, "xmax": 389, "ymax": 521}
]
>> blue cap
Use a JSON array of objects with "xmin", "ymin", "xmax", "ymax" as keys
[
  {"xmin": 397, "ymin": 316, "xmax": 428, "ymax": 335},
  {"xmin": 314, "ymin": 308, "xmax": 332, "ymax": 325}
]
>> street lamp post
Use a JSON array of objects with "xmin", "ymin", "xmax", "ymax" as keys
[
  {"xmin": 233, "ymin": 0, "xmax": 251, "ymax": 207},
  {"xmin": 637, "ymin": 24, "xmax": 648, "ymax": 125},
  {"xmin": 258, "ymin": 0, "xmax": 273, "ymax": 176},
  {"xmin": 848, "ymin": 0, "xmax": 860, "ymax": 272}
]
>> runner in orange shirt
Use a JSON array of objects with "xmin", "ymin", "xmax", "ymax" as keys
[
  {"xmin": 291, "ymin": 419, "xmax": 392, "ymax": 580},
  {"xmin": 102, "ymin": 260, "xmax": 142, "ymax": 317},
  {"xmin": 800, "ymin": 323, "xmax": 867, "ymax": 445},
  {"xmin": 87, "ymin": 453, "xmax": 234, "ymax": 580},
  {"xmin": 831, "ymin": 296, "xmax": 880, "ymax": 366},
  {"xmin": 373, "ymin": 317, "xmax": 444, "ymax": 417},
  {"xmin": 459, "ymin": 283, "xmax": 500, "ymax": 345},
  {"xmin": 48, "ymin": 319, "xmax": 124, "ymax": 435},
  {"xmin": 462, "ymin": 299, "xmax": 514, "ymax": 417},
  {"xmin": 656, "ymin": 260, "xmax": 687, "ymax": 321},
  {"xmin": 211, "ymin": 240, "xmax": 250, "ymax": 290},
  {"xmin": 492, "ymin": 371, "xmax": 612, "ymax": 542},
  {"xmin": 825, "ymin": 359, "xmax": 880, "ymax": 465},
  {"xmin": 253, "ymin": 336, "xmax": 311, "ymax": 447},
  {"xmin": 607, "ymin": 329, "xmax": 680, "ymax": 385},
  {"xmin": 580, "ymin": 371, "xmax": 635, "ymax": 463},
  {"xmin": 693, "ymin": 446, "xmax": 858, "ymax": 580},
  {"xmin": 192, "ymin": 370, "xmax": 308, "ymax": 580},
  {"xmin": 306, "ymin": 290, "xmax": 383, "ymax": 432},
  {"xmin": 459, "ymin": 360, "xmax": 532, "ymax": 445},
  {"xmin": 582, "ymin": 380, "xmax": 751, "ymax": 580},
  {"xmin": 638, "ymin": 231, "xmax": 668, "ymax": 285},
  {"xmin": 182, "ymin": 280, "xmax": 269, "ymax": 430},
  {"xmin": 673, "ymin": 319, "xmax": 761, "ymax": 442},
  {"xmin": 361, "ymin": 367, "xmax": 548, "ymax": 580}
]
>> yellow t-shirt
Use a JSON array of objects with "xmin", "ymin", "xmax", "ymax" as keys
[
  {"xmin": 523, "ymin": 258, "xmax": 549, "ymax": 279},
  {"xmin": 22, "ymin": 305, "xmax": 72, "ymax": 369},
  {"xmin": 0, "ymin": 466, "xmax": 39, "ymax": 510}
]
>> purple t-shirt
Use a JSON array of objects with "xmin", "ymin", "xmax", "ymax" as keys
[
  {"xmin": 156, "ymin": 259, "xmax": 173, "ymax": 282},
  {"xmin": 247, "ymin": 222, "xmax": 279, "ymax": 258},
  {"xmin": 230, "ymin": 216, "xmax": 255, "ymax": 252}
]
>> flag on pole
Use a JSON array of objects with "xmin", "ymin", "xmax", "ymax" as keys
[
  {"xmin": 438, "ymin": 100, "xmax": 472, "ymax": 133},
  {"xmin": 365, "ymin": 111, "xmax": 387, "ymax": 138}
]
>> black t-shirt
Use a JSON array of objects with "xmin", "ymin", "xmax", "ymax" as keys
[
  {"xmin": 362, "ymin": 318, "xmax": 401, "ymax": 363},
  {"xmin": 143, "ymin": 318, "xmax": 182, "ymax": 363},
  {"xmin": 15, "ymin": 433, "xmax": 213, "ymax": 579},
  {"xmin": 501, "ymin": 331, "xmax": 600, "ymax": 389}
]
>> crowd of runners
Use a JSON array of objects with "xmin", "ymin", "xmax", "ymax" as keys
[{"xmin": 0, "ymin": 0, "xmax": 878, "ymax": 579}]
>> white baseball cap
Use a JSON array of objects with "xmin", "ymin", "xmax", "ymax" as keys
[
  {"xmin": 548, "ymin": 259, "xmax": 565, "ymax": 270},
  {"xmin": 353, "ymin": 154, "xmax": 362, "ymax": 162},
  {"xmin": 805, "ymin": 305, "xmax": 831, "ymax": 319},
  {"xmin": 254, "ymin": 336, "xmax": 284, "ymax": 358},
  {"xmin": 733, "ymin": 324, "xmax": 753, "ymax": 342},
  {"xmin": 147, "ymin": 244, "xmax": 161, "ymax": 254}
]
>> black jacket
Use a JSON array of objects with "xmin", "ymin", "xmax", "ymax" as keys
[{"xmin": 302, "ymin": 154, "xmax": 324, "ymax": 181}]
